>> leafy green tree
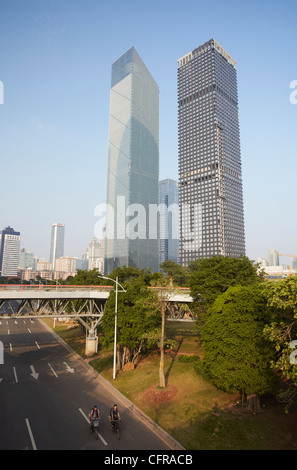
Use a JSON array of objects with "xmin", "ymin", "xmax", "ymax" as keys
[
  {"xmin": 68, "ymin": 268, "xmax": 107, "ymax": 286},
  {"xmin": 197, "ymin": 285, "xmax": 276, "ymax": 408},
  {"xmin": 189, "ymin": 256, "xmax": 264, "ymax": 313},
  {"xmin": 108, "ymin": 265, "xmax": 163, "ymax": 286},
  {"xmin": 262, "ymin": 277, "xmax": 297, "ymax": 408},
  {"xmin": 101, "ymin": 277, "xmax": 161, "ymax": 371},
  {"xmin": 160, "ymin": 260, "xmax": 189, "ymax": 287}
]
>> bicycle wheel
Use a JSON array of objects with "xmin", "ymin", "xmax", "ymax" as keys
[
  {"xmin": 93, "ymin": 419, "xmax": 99, "ymax": 439},
  {"xmin": 116, "ymin": 422, "xmax": 120, "ymax": 440}
]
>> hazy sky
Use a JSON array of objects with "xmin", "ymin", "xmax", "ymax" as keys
[{"xmin": 0, "ymin": 0, "xmax": 296, "ymax": 265}]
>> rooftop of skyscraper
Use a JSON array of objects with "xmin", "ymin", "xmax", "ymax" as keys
[{"xmin": 178, "ymin": 38, "xmax": 236, "ymax": 69}]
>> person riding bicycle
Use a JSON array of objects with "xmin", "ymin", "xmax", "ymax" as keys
[
  {"xmin": 89, "ymin": 405, "xmax": 100, "ymax": 433},
  {"xmin": 109, "ymin": 404, "xmax": 121, "ymax": 430}
]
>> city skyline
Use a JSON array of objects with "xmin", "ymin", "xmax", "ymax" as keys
[{"xmin": 0, "ymin": 1, "xmax": 296, "ymax": 266}]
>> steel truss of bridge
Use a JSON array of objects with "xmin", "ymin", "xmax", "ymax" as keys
[{"xmin": 0, "ymin": 285, "xmax": 195, "ymax": 322}]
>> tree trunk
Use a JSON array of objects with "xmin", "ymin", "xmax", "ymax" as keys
[
  {"xmin": 117, "ymin": 344, "xmax": 122, "ymax": 371},
  {"xmin": 246, "ymin": 394, "xmax": 261, "ymax": 413},
  {"xmin": 159, "ymin": 302, "xmax": 166, "ymax": 388},
  {"xmin": 117, "ymin": 345, "xmax": 132, "ymax": 371}
]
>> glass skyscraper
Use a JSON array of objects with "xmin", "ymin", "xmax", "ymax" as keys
[
  {"xmin": 104, "ymin": 47, "xmax": 159, "ymax": 274},
  {"xmin": 50, "ymin": 223, "xmax": 65, "ymax": 271},
  {"xmin": 178, "ymin": 38, "xmax": 245, "ymax": 265}
]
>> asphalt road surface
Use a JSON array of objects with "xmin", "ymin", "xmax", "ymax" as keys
[{"xmin": 0, "ymin": 317, "xmax": 179, "ymax": 451}]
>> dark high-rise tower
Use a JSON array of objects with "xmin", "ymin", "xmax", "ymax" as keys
[
  {"xmin": 0, "ymin": 226, "xmax": 21, "ymax": 277},
  {"xmin": 104, "ymin": 47, "xmax": 159, "ymax": 274},
  {"xmin": 178, "ymin": 38, "xmax": 245, "ymax": 265}
]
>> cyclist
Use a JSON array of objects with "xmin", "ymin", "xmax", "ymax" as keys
[
  {"xmin": 109, "ymin": 404, "xmax": 121, "ymax": 431},
  {"xmin": 89, "ymin": 405, "xmax": 100, "ymax": 433}
]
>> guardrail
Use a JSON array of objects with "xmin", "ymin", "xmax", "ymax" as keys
[
  {"xmin": 148, "ymin": 286, "xmax": 191, "ymax": 293},
  {"xmin": 0, "ymin": 284, "xmax": 113, "ymax": 292},
  {"xmin": 0, "ymin": 284, "xmax": 191, "ymax": 292}
]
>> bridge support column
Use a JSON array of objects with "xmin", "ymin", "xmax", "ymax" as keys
[
  {"xmin": 78, "ymin": 316, "xmax": 100, "ymax": 357},
  {"xmin": 85, "ymin": 327, "xmax": 98, "ymax": 357}
]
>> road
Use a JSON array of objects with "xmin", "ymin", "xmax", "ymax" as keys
[{"xmin": 0, "ymin": 317, "xmax": 180, "ymax": 450}]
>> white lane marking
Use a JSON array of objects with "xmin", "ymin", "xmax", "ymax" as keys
[
  {"xmin": 48, "ymin": 363, "xmax": 58, "ymax": 378},
  {"xmin": 63, "ymin": 362, "xmax": 74, "ymax": 374},
  {"xmin": 30, "ymin": 365, "xmax": 39, "ymax": 380},
  {"xmin": 28, "ymin": 329, "xmax": 31, "ymax": 334},
  {"xmin": 13, "ymin": 366, "xmax": 18, "ymax": 383},
  {"xmin": 78, "ymin": 408, "xmax": 108, "ymax": 446},
  {"xmin": 25, "ymin": 419, "xmax": 37, "ymax": 450},
  {"xmin": 10, "ymin": 343, "xmax": 12, "ymax": 351},
  {"xmin": 35, "ymin": 341, "xmax": 40, "ymax": 350}
]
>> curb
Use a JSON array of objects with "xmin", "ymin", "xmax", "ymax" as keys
[{"xmin": 42, "ymin": 320, "xmax": 185, "ymax": 451}]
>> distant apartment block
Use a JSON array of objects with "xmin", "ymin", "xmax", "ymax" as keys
[
  {"xmin": 55, "ymin": 256, "xmax": 77, "ymax": 274},
  {"xmin": 0, "ymin": 226, "xmax": 21, "ymax": 277},
  {"xmin": 36, "ymin": 259, "xmax": 52, "ymax": 271},
  {"xmin": 268, "ymin": 249, "xmax": 280, "ymax": 266},
  {"xmin": 87, "ymin": 238, "xmax": 104, "ymax": 272},
  {"xmin": 19, "ymin": 249, "xmax": 35, "ymax": 270}
]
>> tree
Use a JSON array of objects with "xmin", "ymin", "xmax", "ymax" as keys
[
  {"xmin": 160, "ymin": 260, "xmax": 189, "ymax": 287},
  {"xmin": 101, "ymin": 277, "xmax": 161, "ymax": 371},
  {"xmin": 189, "ymin": 256, "xmax": 264, "ymax": 313},
  {"xmin": 197, "ymin": 285, "xmax": 276, "ymax": 409},
  {"xmin": 108, "ymin": 265, "xmax": 164, "ymax": 286},
  {"xmin": 262, "ymin": 277, "xmax": 297, "ymax": 408},
  {"xmin": 68, "ymin": 268, "xmax": 107, "ymax": 286}
]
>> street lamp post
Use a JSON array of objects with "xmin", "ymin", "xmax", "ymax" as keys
[{"xmin": 97, "ymin": 275, "xmax": 126, "ymax": 379}]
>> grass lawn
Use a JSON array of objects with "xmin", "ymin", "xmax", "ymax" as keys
[{"xmin": 45, "ymin": 318, "xmax": 297, "ymax": 450}]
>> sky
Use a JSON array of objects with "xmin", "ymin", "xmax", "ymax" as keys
[{"xmin": 0, "ymin": 0, "xmax": 296, "ymax": 266}]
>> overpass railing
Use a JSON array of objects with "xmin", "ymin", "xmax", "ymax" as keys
[{"xmin": 0, "ymin": 284, "xmax": 113, "ymax": 293}]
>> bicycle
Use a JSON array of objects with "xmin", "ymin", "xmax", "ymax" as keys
[
  {"xmin": 111, "ymin": 418, "xmax": 120, "ymax": 440},
  {"xmin": 92, "ymin": 417, "xmax": 100, "ymax": 440}
]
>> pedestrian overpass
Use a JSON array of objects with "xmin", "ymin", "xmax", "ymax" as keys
[
  {"xmin": 0, "ymin": 284, "xmax": 194, "ymax": 356},
  {"xmin": 0, "ymin": 284, "xmax": 194, "ymax": 320}
]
